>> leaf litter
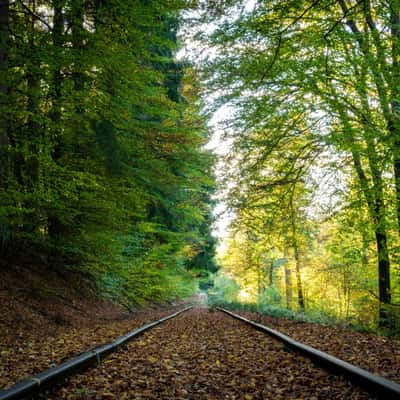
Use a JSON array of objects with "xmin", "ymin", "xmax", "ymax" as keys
[
  {"xmin": 45, "ymin": 308, "xmax": 375, "ymax": 399},
  {"xmin": 238, "ymin": 311, "xmax": 400, "ymax": 383}
]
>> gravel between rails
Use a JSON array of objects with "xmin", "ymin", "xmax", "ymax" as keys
[{"xmin": 45, "ymin": 308, "xmax": 375, "ymax": 400}]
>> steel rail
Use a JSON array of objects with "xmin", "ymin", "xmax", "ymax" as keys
[
  {"xmin": 0, "ymin": 306, "xmax": 192, "ymax": 400},
  {"xmin": 218, "ymin": 307, "xmax": 400, "ymax": 399}
]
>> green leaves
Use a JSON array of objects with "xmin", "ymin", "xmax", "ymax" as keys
[
  {"xmin": 1, "ymin": 0, "xmax": 217, "ymax": 307},
  {"xmin": 195, "ymin": 0, "xmax": 400, "ymax": 329}
]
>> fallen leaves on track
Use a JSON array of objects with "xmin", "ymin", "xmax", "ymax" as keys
[
  {"xmin": 0, "ymin": 309, "xmax": 175, "ymax": 390},
  {"xmin": 45, "ymin": 308, "xmax": 374, "ymax": 399},
  {"xmin": 238, "ymin": 311, "xmax": 400, "ymax": 383}
]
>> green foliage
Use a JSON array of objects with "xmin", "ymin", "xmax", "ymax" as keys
[
  {"xmin": 0, "ymin": 0, "xmax": 217, "ymax": 307},
  {"xmin": 192, "ymin": 0, "xmax": 400, "ymax": 330},
  {"xmin": 207, "ymin": 272, "xmax": 241, "ymax": 304},
  {"xmin": 208, "ymin": 299, "xmax": 381, "ymax": 334}
]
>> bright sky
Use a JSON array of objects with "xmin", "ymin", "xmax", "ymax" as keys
[
  {"xmin": 205, "ymin": 105, "xmax": 235, "ymax": 240},
  {"xmin": 177, "ymin": 8, "xmax": 238, "ymax": 242}
]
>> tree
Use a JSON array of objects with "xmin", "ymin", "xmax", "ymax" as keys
[
  {"xmin": 0, "ymin": 0, "xmax": 218, "ymax": 307},
  {"xmin": 196, "ymin": 0, "xmax": 399, "ymax": 327}
]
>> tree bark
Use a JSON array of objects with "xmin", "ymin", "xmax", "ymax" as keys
[
  {"xmin": 339, "ymin": 111, "xmax": 392, "ymax": 327},
  {"xmin": 293, "ymin": 238, "xmax": 305, "ymax": 312},
  {"xmin": 268, "ymin": 261, "xmax": 273, "ymax": 286},
  {"xmin": 284, "ymin": 245, "xmax": 292, "ymax": 310},
  {"xmin": 289, "ymin": 199, "xmax": 305, "ymax": 312},
  {"xmin": 285, "ymin": 265, "xmax": 292, "ymax": 310}
]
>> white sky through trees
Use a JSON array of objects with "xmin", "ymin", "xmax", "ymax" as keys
[{"xmin": 177, "ymin": 0, "xmax": 344, "ymax": 246}]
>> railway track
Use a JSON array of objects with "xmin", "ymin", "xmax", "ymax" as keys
[
  {"xmin": 0, "ymin": 307, "xmax": 192, "ymax": 400},
  {"xmin": 0, "ymin": 307, "xmax": 399, "ymax": 399},
  {"xmin": 218, "ymin": 308, "xmax": 400, "ymax": 399}
]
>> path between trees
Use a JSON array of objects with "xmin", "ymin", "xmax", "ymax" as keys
[{"xmin": 45, "ymin": 308, "xmax": 374, "ymax": 399}]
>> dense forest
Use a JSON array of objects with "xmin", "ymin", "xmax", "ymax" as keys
[
  {"xmin": 2, "ymin": 1, "xmax": 400, "ymax": 399},
  {"xmin": 189, "ymin": 0, "xmax": 400, "ymax": 332},
  {"xmin": 0, "ymin": 0, "xmax": 218, "ymax": 308},
  {"xmin": 1, "ymin": 0, "xmax": 400, "ymax": 334}
]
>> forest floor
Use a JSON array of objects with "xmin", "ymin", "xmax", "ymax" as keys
[
  {"xmin": 1, "ymin": 263, "xmax": 399, "ymax": 398},
  {"xmin": 0, "ymin": 262, "xmax": 180, "ymax": 390},
  {"xmin": 44, "ymin": 308, "xmax": 375, "ymax": 400}
]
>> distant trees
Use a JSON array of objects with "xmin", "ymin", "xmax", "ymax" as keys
[
  {"xmin": 198, "ymin": 0, "xmax": 400, "ymax": 328},
  {"xmin": 0, "ymin": 1, "xmax": 217, "ymax": 305}
]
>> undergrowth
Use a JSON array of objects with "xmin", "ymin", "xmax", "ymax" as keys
[{"xmin": 207, "ymin": 299, "xmax": 400, "ymax": 337}]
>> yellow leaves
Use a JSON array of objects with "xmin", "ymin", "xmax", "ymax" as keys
[
  {"xmin": 244, "ymin": 394, "xmax": 253, "ymax": 400},
  {"xmin": 99, "ymin": 392, "xmax": 116, "ymax": 399},
  {"xmin": 162, "ymin": 118, "xmax": 175, "ymax": 128},
  {"xmin": 147, "ymin": 355, "xmax": 158, "ymax": 363}
]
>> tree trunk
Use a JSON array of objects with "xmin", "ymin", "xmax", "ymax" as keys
[
  {"xmin": 351, "ymin": 148, "xmax": 391, "ymax": 327},
  {"xmin": 284, "ymin": 243, "xmax": 292, "ymax": 310},
  {"xmin": 289, "ymin": 200, "xmax": 305, "ymax": 312},
  {"xmin": 268, "ymin": 261, "xmax": 273, "ymax": 286},
  {"xmin": 293, "ymin": 239, "xmax": 305, "ymax": 312},
  {"xmin": 376, "ymin": 231, "xmax": 391, "ymax": 325},
  {"xmin": 285, "ymin": 265, "xmax": 292, "ymax": 310},
  {"xmin": 336, "ymin": 106, "xmax": 392, "ymax": 328}
]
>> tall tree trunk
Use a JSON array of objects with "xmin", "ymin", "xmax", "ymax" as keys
[
  {"xmin": 352, "ymin": 149, "xmax": 391, "ymax": 326},
  {"xmin": 285, "ymin": 266, "xmax": 292, "ymax": 310},
  {"xmin": 293, "ymin": 238, "xmax": 305, "ymax": 312},
  {"xmin": 284, "ymin": 247, "xmax": 292, "ymax": 310},
  {"xmin": 289, "ymin": 199, "xmax": 305, "ymax": 312},
  {"xmin": 339, "ymin": 111, "xmax": 392, "ymax": 327},
  {"xmin": 268, "ymin": 261, "xmax": 273, "ymax": 286},
  {"xmin": 376, "ymin": 230, "xmax": 391, "ymax": 309},
  {"xmin": 257, "ymin": 265, "xmax": 262, "ymax": 306}
]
